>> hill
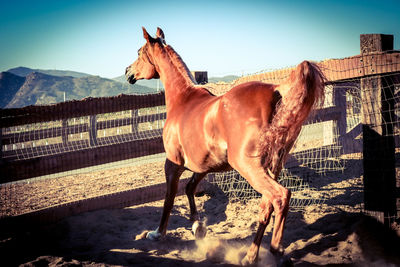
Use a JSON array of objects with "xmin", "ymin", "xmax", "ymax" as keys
[
  {"xmin": 113, "ymin": 74, "xmax": 239, "ymax": 88},
  {"xmin": 0, "ymin": 72, "xmax": 26, "ymax": 108},
  {"xmin": 1, "ymin": 67, "xmax": 238, "ymax": 108},
  {"xmin": 113, "ymin": 75, "xmax": 165, "ymax": 90},
  {"xmin": 7, "ymin": 67, "xmax": 92, "ymax": 78},
  {"xmin": 2, "ymin": 71, "xmax": 158, "ymax": 108},
  {"xmin": 207, "ymin": 75, "xmax": 239, "ymax": 83}
]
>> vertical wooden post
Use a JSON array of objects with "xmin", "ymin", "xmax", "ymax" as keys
[
  {"xmin": 334, "ymin": 85, "xmax": 347, "ymax": 146},
  {"xmin": 361, "ymin": 34, "xmax": 396, "ymax": 226},
  {"xmin": 0, "ymin": 128, "xmax": 3, "ymax": 164},
  {"xmin": 61, "ymin": 119, "xmax": 68, "ymax": 146},
  {"xmin": 89, "ymin": 115, "xmax": 98, "ymax": 147},
  {"xmin": 131, "ymin": 109, "xmax": 139, "ymax": 136},
  {"xmin": 191, "ymin": 71, "xmax": 208, "ymax": 84}
]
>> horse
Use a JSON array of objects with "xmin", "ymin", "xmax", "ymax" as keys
[{"xmin": 125, "ymin": 27, "xmax": 325, "ymax": 265}]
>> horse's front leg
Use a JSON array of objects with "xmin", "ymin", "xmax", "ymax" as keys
[
  {"xmin": 185, "ymin": 172, "xmax": 206, "ymax": 221},
  {"xmin": 186, "ymin": 172, "xmax": 207, "ymax": 238},
  {"xmin": 146, "ymin": 158, "xmax": 184, "ymax": 240}
]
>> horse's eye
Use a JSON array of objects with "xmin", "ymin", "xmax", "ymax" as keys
[{"xmin": 137, "ymin": 49, "xmax": 140, "ymax": 56}]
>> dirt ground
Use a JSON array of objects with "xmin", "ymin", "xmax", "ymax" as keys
[
  {"xmin": 1, "ymin": 160, "xmax": 400, "ymax": 266},
  {"xmin": 0, "ymin": 160, "xmax": 192, "ymax": 217}
]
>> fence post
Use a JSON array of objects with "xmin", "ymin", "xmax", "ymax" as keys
[
  {"xmin": 131, "ymin": 109, "xmax": 139, "ymax": 136},
  {"xmin": 61, "ymin": 119, "xmax": 68, "ymax": 145},
  {"xmin": 89, "ymin": 115, "xmax": 98, "ymax": 147},
  {"xmin": 360, "ymin": 34, "xmax": 397, "ymax": 226},
  {"xmin": 191, "ymin": 71, "xmax": 208, "ymax": 84},
  {"xmin": 0, "ymin": 128, "xmax": 3, "ymax": 164},
  {"xmin": 334, "ymin": 85, "xmax": 347, "ymax": 146}
]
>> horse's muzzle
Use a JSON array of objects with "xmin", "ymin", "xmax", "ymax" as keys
[
  {"xmin": 125, "ymin": 67, "xmax": 137, "ymax": 84},
  {"xmin": 127, "ymin": 74, "xmax": 137, "ymax": 84}
]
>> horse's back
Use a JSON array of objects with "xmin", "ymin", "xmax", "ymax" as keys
[{"xmin": 220, "ymin": 81, "xmax": 278, "ymax": 127}]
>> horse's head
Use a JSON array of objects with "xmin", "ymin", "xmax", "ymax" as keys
[{"xmin": 125, "ymin": 27, "xmax": 166, "ymax": 84}]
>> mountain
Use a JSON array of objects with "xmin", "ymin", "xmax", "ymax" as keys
[
  {"xmin": 113, "ymin": 74, "xmax": 239, "ymax": 88},
  {"xmin": 1, "ymin": 71, "xmax": 158, "ymax": 108},
  {"xmin": 1, "ymin": 67, "xmax": 239, "ymax": 108},
  {"xmin": 0, "ymin": 72, "xmax": 26, "ymax": 108},
  {"xmin": 113, "ymin": 74, "xmax": 129, "ymax": 84},
  {"xmin": 208, "ymin": 75, "xmax": 239, "ymax": 83},
  {"xmin": 7, "ymin": 67, "xmax": 92, "ymax": 78},
  {"xmin": 113, "ymin": 75, "xmax": 165, "ymax": 90}
]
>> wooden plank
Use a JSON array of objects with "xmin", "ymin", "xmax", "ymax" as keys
[
  {"xmin": 96, "ymin": 112, "xmax": 166, "ymax": 130},
  {"xmin": 0, "ymin": 93, "xmax": 166, "ymax": 128},
  {"xmin": 284, "ymin": 144, "xmax": 344, "ymax": 169},
  {"xmin": 244, "ymin": 52, "xmax": 400, "ymax": 84},
  {"xmin": 2, "ymin": 140, "xmax": 89, "ymax": 160},
  {"xmin": 0, "ymin": 136, "xmax": 164, "ymax": 183},
  {"xmin": 1, "ymin": 123, "xmax": 89, "ymax": 145},
  {"xmin": 2, "ymin": 112, "xmax": 166, "ymax": 145},
  {"xmin": 2, "ymin": 127, "xmax": 164, "ymax": 162},
  {"xmin": 304, "ymin": 106, "xmax": 341, "ymax": 125}
]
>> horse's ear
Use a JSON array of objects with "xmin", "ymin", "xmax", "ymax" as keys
[
  {"xmin": 142, "ymin": 27, "xmax": 156, "ymax": 43},
  {"xmin": 156, "ymin": 27, "xmax": 166, "ymax": 44}
]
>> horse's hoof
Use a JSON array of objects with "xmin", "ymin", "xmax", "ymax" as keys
[
  {"xmin": 135, "ymin": 230, "xmax": 149, "ymax": 240},
  {"xmin": 192, "ymin": 220, "xmax": 207, "ymax": 239},
  {"xmin": 270, "ymin": 244, "xmax": 284, "ymax": 256},
  {"xmin": 240, "ymin": 255, "xmax": 251, "ymax": 266},
  {"xmin": 240, "ymin": 254, "xmax": 258, "ymax": 266},
  {"xmin": 277, "ymin": 257, "xmax": 293, "ymax": 267},
  {"xmin": 146, "ymin": 227, "xmax": 162, "ymax": 241}
]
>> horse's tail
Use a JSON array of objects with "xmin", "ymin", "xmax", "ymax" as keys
[{"xmin": 260, "ymin": 61, "xmax": 325, "ymax": 177}]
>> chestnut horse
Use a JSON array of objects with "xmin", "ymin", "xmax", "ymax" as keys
[{"xmin": 125, "ymin": 27, "xmax": 324, "ymax": 264}]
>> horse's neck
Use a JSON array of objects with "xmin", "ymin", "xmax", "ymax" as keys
[{"xmin": 156, "ymin": 46, "xmax": 196, "ymax": 108}]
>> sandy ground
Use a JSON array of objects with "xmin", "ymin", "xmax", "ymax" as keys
[
  {"xmin": 1, "ymin": 160, "xmax": 400, "ymax": 266},
  {"xmin": 0, "ymin": 160, "xmax": 191, "ymax": 217}
]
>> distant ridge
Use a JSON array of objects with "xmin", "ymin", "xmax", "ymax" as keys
[
  {"xmin": 1, "ymin": 67, "xmax": 239, "ymax": 108},
  {"xmin": 7, "ymin": 67, "xmax": 93, "ymax": 78},
  {"xmin": 1, "ymin": 69, "xmax": 158, "ymax": 108},
  {"xmin": 113, "ymin": 74, "xmax": 239, "ymax": 87},
  {"xmin": 207, "ymin": 75, "xmax": 239, "ymax": 83}
]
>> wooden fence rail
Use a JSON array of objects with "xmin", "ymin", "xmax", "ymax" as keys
[
  {"xmin": 1, "ymin": 113, "xmax": 166, "ymax": 145},
  {"xmin": 0, "ymin": 93, "xmax": 167, "ymax": 183},
  {"xmin": 0, "ymin": 93, "xmax": 165, "ymax": 128}
]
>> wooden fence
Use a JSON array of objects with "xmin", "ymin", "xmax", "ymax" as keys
[
  {"xmin": 1, "ymin": 34, "xmax": 400, "ymax": 226},
  {"xmin": 0, "ymin": 93, "xmax": 166, "ymax": 183}
]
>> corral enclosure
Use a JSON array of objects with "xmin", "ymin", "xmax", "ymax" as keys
[{"xmin": 1, "ymin": 34, "xmax": 400, "ymax": 230}]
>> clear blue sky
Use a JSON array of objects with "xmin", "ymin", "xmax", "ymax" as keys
[{"xmin": 1, "ymin": 0, "xmax": 399, "ymax": 78}]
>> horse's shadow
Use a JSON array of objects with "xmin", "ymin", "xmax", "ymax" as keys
[
  {"xmin": 201, "ymin": 182, "xmax": 229, "ymax": 225},
  {"xmin": 1, "ymin": 183, "xmax": 230, "ymax": 266},
  {"xmin": 283, "ymin": 212, "xmax": 400, "ymax": 266}
]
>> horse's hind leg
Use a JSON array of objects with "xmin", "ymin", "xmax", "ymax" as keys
[
  {"xmin": 270, "ymin": 188, "xmax": 291, "ymax": 255},
  {"xmin": 232, "ymin": 161, "xmax": 290, "ymax": 264},
  {"xmin": 242, "ymin": 196, "xmax": 274, "ymax": 265},
  {"xmin": 147, "ymin": 158, "xmax": 184, "ymax": 240},
  {"xmin": 185, "ymin": 172, "xmax": 206, "ymax": 221}
]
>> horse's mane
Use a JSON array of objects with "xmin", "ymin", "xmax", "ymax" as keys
[{"xmin": 164, "ymin": 45, "xmax": 197, "ymax": 86}]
